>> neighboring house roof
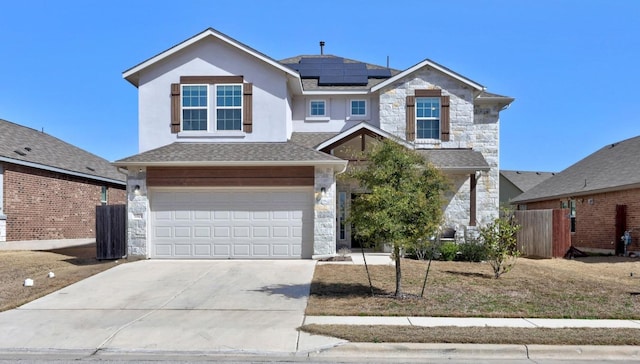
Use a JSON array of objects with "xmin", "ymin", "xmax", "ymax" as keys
[
  {"xmin": 418, "ymin": 149, "xmax": 490, "ymax": 172},
  {"xmin": 114, "ymin": 142, "xmax": 347, "ymax": 167},
  {"xmin": 512, "ymin": 135, "xmax": 640, "ymax": 203},
  {"xmin": 0, "ymin": 119, "xmax": 125, "ymax": 185},
  {"xmin": 501, "ymin": 170, "xmax": 555, "ymax": 193},
  {"xmin": 123, "ymin": 28, "xmax": 300, "ymax": 87}
]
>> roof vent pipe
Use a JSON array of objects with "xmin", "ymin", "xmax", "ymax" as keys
[{"xmin": 320, "ymin": 41, "xmax": 325, "ymax": 55}]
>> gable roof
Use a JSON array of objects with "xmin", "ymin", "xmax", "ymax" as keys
[
  {"xmin": 370, "ymin": 58, "xmax": 485, "ymax": 93},
  {"xmin": 315, "ymin": 122, "xmax": 413, "ymax": 151},
  {"xmin": 0, "ymin": 119, "xmax": 125, "ymax": 184},
  {"xmin": 512, "ymin": 135, "xmax": 640, "ymax": 203},
  {"xmin": 501, "ymin": 170, "xmax": 556, "ymax": 193},
  {"xmin": 114, "ymin": 142, "xmax": 346, "ymax": 168},
  {"xmin": 123, "ymin": 28, "xmax": 300, "ymax": 87}
]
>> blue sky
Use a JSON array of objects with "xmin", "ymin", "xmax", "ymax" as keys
[{"xmin": 1, "ymin": 0, "xmax": 639, "ymax": 172}]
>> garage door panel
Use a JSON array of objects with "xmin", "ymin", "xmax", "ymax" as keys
[{"xmin": 150, "ymin": 188, "xmax": 313, "ymax": 259}]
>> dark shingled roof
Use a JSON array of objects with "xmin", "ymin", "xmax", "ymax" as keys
[
  {"xmin": 417, "ymin": 149, "xmax": 490, "ymax": 171},
  {"xmin": 290, "ymin": 132, "xmax": 339, "ymax": 148},
  {"xmin": 114, "ymin": 142, "xmax": 344, "ymax": 165},
  {"xmin": 0, "ymin": 119, "xmax": 124, "ymax": 183},
  {"xmin": 512, "ymin": 135, "xmax": 640, "ymax": 203},
  {"xmin": 501, "ymin": 170, "xmax": 555, "ymax": 193}
]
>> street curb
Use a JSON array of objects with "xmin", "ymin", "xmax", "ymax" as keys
[
  {"xmin": 527, "ymin": 344, "xmax": 640, "ymax": 361},
  {"xmin": 307, "ymin": 343, "xmax": 640, "ymax": 361},
  {"xmin": 308, "ymin": 343, "xmax": 528, "ymax": 360}
]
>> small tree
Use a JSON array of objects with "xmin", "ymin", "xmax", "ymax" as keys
[
  {"xmin": 480, "ymin": 209, "xmax": 521, "ymax": 279},
  {"xmin": 347, "ymin": 139, "xmax": 447, "ymax": 297}
]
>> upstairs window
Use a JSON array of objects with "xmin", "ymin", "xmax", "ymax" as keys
[
  {"xmin": 416, "ymin": 97, "xmax": 440, "ymax": 139},
  {"xmin": 215, "ymin": 85, "xmax": 242, "ymax": 131},
  {"xmin": 310, "ymin": 100, "xmax": 326, "ymax": 116},
  {"xmin": 171, "ymin": 76, "xmax": 252, "ymax": 134},
  {"xmin": 350, "ymin": 100, "xmax": 367, "ymax": 117},
  {"xmin": 182, "ymin": 85, "xmax": 208, "ymax": 131}
]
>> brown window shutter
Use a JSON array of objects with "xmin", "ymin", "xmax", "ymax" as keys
[
  {"xmin": 243, "ymin": 83, "xmax": 253, "ymax": 133},
  {"xmin": 440, "ymin": 95, "xmax": 450, "ymax": 141},
  {"xmin": 406, "ymin": 96, "xmax": 415, "ymax": 141},
  {"xmin": 170, "ymin": 83, "xmax": 181, "ymax": 133}
]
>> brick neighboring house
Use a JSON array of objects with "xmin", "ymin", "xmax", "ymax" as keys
[
  {"xmin": 115, "ymin": 28, "xmax": 513, "ymax": 259},
  {"xmin": 0, "ymin": 119, "xmax": 126, "ymax": 242},
  {"xmin": 499, "ymin": 170, "xmax": 555, "ymax": 206},
  {"xmin": 511, "ymin": 136, "xmax": 640, "ymax": 256}
]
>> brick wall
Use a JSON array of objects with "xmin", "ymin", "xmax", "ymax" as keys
[
  {"xmin": 3, "ymin": 163, "xmax": 126, "ymax": 241},
  {"xmin": 519, "ymin": 188, "xmax": 640, "ymax": 252}
]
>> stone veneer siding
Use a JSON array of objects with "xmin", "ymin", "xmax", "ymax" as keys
[
  {"xmin": 377, "ymin": 68, "xmax": 501, "ymax": 230},
  {"xmin": 522, "ymin": 188, "xmax": 640, "ymax": 253},
  {"xmin": 313, "ymin": 166, "xmax": 337, "ymax": 257},
  {"xmin": 126, "ymin": 169, "xmax": 149, "ymax": 257},
  {"xmin": 2, "ymin": 163, "xmax": 126, "ymax": 241}
]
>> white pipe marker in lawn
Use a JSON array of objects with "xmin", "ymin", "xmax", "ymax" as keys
[
  {"xmin": 48, "ymin": 272, "xmax": 55, "ymax": 278},
  {"xmin": 24, "ymin": 278, "xmax": 33, "ymax": 287}
]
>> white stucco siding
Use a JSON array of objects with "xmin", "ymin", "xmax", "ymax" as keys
[
  {"xmin": 290, "ymin": 95, "xmax": 381, "ymax": 133},
  {"xmin": 137, "ymin": 37, "xmax": 290, "ymax": 152}
]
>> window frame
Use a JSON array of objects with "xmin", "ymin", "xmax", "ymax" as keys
[
  {"xmin": 415, "ymin": 96, "xmax": 441, "ymax": 140},
  {"xmin": 349, "ymin": 99, "xmax": 367, "ymax": 118},
  {"xmin": 180, "ymin": 83, "xmax": 245, "ymax": 133},
  {"xmin": 214, "ymin": 83, "xmax": 243, "ymax": 131},
  {"xmin": 181, "ymin": 84, "xmax": 209, "ymax": 132},
  {"xmin": 100, "ymin": 186, "xmax": 108, "ymax": 205},
  {"xmin": 309, "ymin": 99, "xmax": 327, "ymax": 117}
]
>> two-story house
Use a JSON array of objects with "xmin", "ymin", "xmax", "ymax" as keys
[{"xmin": 114, "ymin": 28, "xmax": 513, "ymax": 259}]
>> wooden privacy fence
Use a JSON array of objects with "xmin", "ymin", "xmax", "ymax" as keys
[
  {"xmin": 96, "ymin": 204, "xmax": 127, "ymax": 260},
  {"xmin": 515, "ymin": 209, "xmax": 571, "ymax": 258}
]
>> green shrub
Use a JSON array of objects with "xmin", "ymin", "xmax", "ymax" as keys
[
  {"xmin": 458, "ymin": 241, "xmax": 487, "ymax": 262},
  {"xmin": 439, "ymin": 241, "xmax": 458, "ymax": 261}
]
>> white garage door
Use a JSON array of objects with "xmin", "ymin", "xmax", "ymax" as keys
[{"xmin": 150, "ymin": 188, "xmax": 313, "ymax": 259}]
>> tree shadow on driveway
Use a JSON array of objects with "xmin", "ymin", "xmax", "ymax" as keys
[{"xmin": 252, "ymin": 284, "xmax": 312, "ymax": 299}]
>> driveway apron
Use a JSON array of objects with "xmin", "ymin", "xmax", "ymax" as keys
[{"xmin": 0, "ymin": 260, "xmax": 326, "ymax": 355}]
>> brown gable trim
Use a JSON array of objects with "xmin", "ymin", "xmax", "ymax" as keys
[
  {"xmin": 147, "ymin": 166, "xmax": 314, "ymax": 187},
  {"xmin": 320, "ymin": 129, "xmax": 385, "ymax": 154},
  {"xmin": 180, "ymin": 75, "xmax": 244, "ymax": 84},
  {"xmin": 415, "ymin": 89, "xmax": 442, "ymax": 97}
]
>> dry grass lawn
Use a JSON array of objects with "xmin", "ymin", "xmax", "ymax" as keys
[
  {"xmin": 0, "ymin": 244, "xmax": 123, "ymax": 312},
  {"xmin": 307, "ymin": 256, "xmax": 640, "ymax": 319},
  {"xmin": 302, "ymin": 256, "xmax": 640, "ymax": 345}
]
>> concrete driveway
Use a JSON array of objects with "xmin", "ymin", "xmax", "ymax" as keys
[{"xmin": 0, "ymin": 260, "xmax": 344, "ymax": 357}]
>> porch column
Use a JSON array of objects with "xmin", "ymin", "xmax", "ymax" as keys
[
  {"xmin": 469, "ymin": 173, "xmax": 477, "ymax": 226},
  {"xmin": 313, "ymin": 166, "xmax": 336, "ymax": 258}
]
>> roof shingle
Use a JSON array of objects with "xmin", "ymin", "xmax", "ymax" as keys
[
  {"xmin": 0, "ymin": 119, "xmax": 124, "ymax": 183},
  {"xmin": 114, "ymin": 142, "xmax": 345, "ymax": 165},
  {"xmin": 512, "ymin": 136, "xmax": 640, "ymax": 203}
]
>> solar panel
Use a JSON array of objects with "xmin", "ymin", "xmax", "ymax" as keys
[{"xmin": 293, "ymin": 57, "xmax": 391, "ymax": 85}]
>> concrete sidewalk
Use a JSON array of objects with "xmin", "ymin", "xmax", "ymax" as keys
[
  {"xmin": 305, "ymin": 315, "xmax": 640, "ymax": 328},
  {"xmin": 0, "ymin": 238, "xmax": 94, "ymax": 251}
]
